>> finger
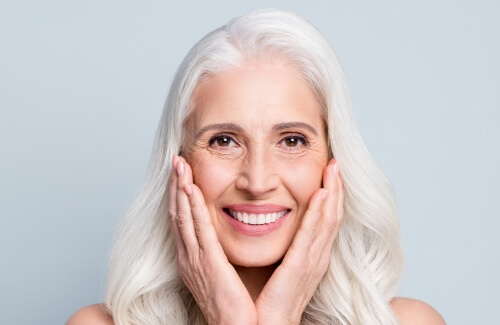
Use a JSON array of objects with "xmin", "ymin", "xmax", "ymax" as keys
[
  {"xmin": 335, "ymin": 166, "xmax": 344, "ymax": 225},
  {"xmin": 289, "ymin": 161, "xmax": 338, "ymax": 257},
  {"xmin": 322, "ymin": 160, "xmax": 340, "ymax": 231},
  {"xmin": 168, "ymin": 155, "xmax": 187, "ymax": 257},
  {"xmin": 288, "ymin": 187, "xmax": 328, "ymax": 251},
  {"xmin": 179, "ymin": 160, "xmax": 223, "ymax": 251},
  {"xmin": 295, "ymin": 161, "xmax": 335, "ymax": 235},
  {"xmin": 187, "ymin": 183, "xmax": 225, "ymax": 252},
  {"xmin": 318, "ymin": 161, "xmax": 343, "ymax": 252},
  {"xmin": 175, "ymin": 157, "xmax": 199, "ymax": 253},
  {"xmin": 298, "ymin": 159, "xmax": 336, "ymax": 235}
]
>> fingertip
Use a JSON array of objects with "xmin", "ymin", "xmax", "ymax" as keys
[
  {"xmin": 172, "ymin": 155, "xmax": 179, "ymax": 168},
  {"xmin": 322, "ymin": 162, "xmax": 337, "ymax": 189},
  {"xmin": 310, "ymin": 188, "xmax": 328, "ymax": 208},
  {"xmin": 188, "ymin": 184, "xmax": 207, "ymax": 204},
  {"xmin": 183, "ymin": 184, "xmax": 193, "ymax": 196},
  {"xmin": 177, "ymin": 161, "xmax": 185, "ymax": 176}
]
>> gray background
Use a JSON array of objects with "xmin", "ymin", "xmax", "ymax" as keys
[{"xmin": 1, "ymin": 1, "xmax": 498, "ymax": 324}]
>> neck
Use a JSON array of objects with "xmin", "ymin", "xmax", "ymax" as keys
[{"xmin": 233, "ymin": 263, "xmax": 279, "ymax": 301}]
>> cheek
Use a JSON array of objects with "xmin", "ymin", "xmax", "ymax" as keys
[
  {"xmin": 189, "ymin": 157, "xmax": 233, "ymax": 204},
  {"xmin": 279, "ymin": 159, "xmax": 325, "ymax": 205}
]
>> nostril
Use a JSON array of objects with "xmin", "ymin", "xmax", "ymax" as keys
[{"xmin": 235, "ymin": 173, "xmax": 280, "ymax": 195}]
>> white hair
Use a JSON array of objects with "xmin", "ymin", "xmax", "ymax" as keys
[{"xmin": 106, "ymin": 9, "xmax": 404, "ymax": 324}]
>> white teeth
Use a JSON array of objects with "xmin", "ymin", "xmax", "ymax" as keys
[{"xmin": 228, "ymin": 210, "xmax": 287, "ymax": 225}]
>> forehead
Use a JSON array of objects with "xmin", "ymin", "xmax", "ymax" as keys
[{"xmin": 189, "ymin": 62, "xmax": 324, "ymax": 131}]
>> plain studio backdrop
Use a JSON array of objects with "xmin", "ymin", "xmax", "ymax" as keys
[{"xmin": 1, "ymin": 1, "xmax": 498, "ymax": 324}]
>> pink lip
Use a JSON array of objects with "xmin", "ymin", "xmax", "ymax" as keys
[{"xmin": 222, "ymin": 204, "xmax": 290, "ymax": 237}]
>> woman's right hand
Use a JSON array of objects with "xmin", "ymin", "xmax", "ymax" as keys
[{"xmin": 168, "ymin": 155, "xmax": 257, "ymax": 325}]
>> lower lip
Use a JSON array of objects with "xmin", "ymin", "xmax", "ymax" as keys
[{"xmin": 223, "ymin": 210, "xmax": 290, "ymax": 236}]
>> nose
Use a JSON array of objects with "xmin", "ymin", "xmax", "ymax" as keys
[{"xmin": 235, "ymin": 147, "xmax": 279, "ymax": 197}]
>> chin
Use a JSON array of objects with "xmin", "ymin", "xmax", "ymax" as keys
[{"xmin": 225, "ymin": 247, "xmax": 286, "ymax": 268}]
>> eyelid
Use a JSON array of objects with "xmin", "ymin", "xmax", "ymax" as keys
[
  {"xmin": 278, "ymin": 133, "xmax": 309, "ymax": 147},
  {"xmin": 282, "ymin": 132, "xmax": 308, "ymax": 141},
  {"xmin": 208, "ymin": 133, "xmax": 240, "ymax": 147}
]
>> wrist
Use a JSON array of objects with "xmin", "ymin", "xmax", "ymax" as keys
[
  {"xmin": 256, "ymin": 305, "xmax": 302, "ymax": 325},
  {"xmin": 203, "ymin": 300, "xmax": 257, "ymax": 325}
]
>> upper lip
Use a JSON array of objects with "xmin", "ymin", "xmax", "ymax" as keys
[{"xmin": 224, "ymin": 204, "xmax": 289, "ymax": 214}]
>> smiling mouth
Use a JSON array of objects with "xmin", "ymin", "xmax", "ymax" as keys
[{"xmin": 223, "ymin": 208, "xmax": 289, "ymax": 225}]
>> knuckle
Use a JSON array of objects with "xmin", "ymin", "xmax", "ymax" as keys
[
  {"xmin": 176, "ymin": 212, "xmax": 190, "ymax": 226},
  {"xmin": 193, "ymin": 220, "xmax": 207, "ymax": 235},
  {"xmin": 325, "ymin": 215, "xmax": 337, "ymax": 231},
  {"xmin": 168, "ymin": 209, "xmax": 176, "ymax": 221},
  {"xmin": 188, "ymin": 254, "xmax": 199, "ymax": 266}
]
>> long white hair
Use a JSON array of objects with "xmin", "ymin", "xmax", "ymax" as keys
[{"xmin": 106, "ymin": 9, "xmax": 404, "ymax": 325}]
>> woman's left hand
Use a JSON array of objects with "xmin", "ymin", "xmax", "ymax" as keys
[{"xmin": 255, "ymin": 159, "xmax": 344, "ymax": 325}]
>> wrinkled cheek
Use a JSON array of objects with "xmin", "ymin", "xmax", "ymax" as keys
[
  {"xmin": 191, "ymin": 160, "xmax": 229, "ymax": 194},
  {"xmin": 189, "ymin": 159, "xmax": 234, "ymax": 223}
]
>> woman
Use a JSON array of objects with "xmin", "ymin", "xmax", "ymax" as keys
[{"xmin": 68, "ymin": 9, "xmax": 445, "ymax": 325}]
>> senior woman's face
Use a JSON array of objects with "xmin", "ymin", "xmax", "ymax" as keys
[{"xmin": 184, "ymin": 62, "xmax": 329, "ymax": 267}]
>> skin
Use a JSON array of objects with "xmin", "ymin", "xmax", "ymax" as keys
[
  {"xmin": 171, "ymin": 62, "xmax": 342, "ymax": 324},
  {"xmin": 183, "ymin": 62, "xmax": 331, "ymax": 270},
  {"xmin": 67, "ymin": 298, "xmax": 446, "ymax": 325},
  {"xmin": 66, "ymin": 62, "xmax": 446, "ymax": 325}
]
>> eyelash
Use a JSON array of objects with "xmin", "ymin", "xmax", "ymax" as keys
[
  {"xmin": 208, "ymin": 133, "xmax": 308, "ymax": 149},
  {"xmin": 208, "ymin": 134, "xmax": 239, "ymax": 148},
  {"xmin": 278, "ymin": 135, "xmax": 308, "ymax": 148}
]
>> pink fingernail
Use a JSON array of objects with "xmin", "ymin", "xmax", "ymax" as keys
[
  {"xmin": 177, "ymin": 161, "xmax": 184, "ymax": 176},
  {"xmin": 184, "ymin": 184, "xmax": 193, "ymax": 196},
  {"xmin": 333, "ymin": 163, "xmax": 339, "ymax": 175},
  {"xmin": 172, "ymin": 155, "xmax": 178, "ymax": 168},
  {"xmin": 321, "ymin": 189, "xmax": 328, "ymax": 200}
]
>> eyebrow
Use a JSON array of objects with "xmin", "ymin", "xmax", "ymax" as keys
[
  {"xmin": 195, "ymin": 123, "xmax": 244, "ymax": 139},
  {"xmin": 195, "ymin": 121, "xmax": 318, "ymax": 138},
  {"xmin": 272, "ymin": 122, "xmax": 318, "ymax": 136}
]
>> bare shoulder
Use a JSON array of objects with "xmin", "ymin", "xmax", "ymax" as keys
[
  {"xmin": 390, "ymin": 297, "xmax": 446, "ymax": 325},
  {"xmin": 66, "ymin": 304, "xmax": 114, "ymax": 325}
]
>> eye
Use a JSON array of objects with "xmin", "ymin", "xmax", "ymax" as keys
[
  {"xmin": 279, "ymin": 135, "xmax": 308, "ymax": 148},
  {"xmin": 208, "ymin": 134, "xmax": 238, "ymax": 148}
]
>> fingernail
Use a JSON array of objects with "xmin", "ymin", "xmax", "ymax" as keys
[
  {"xmin": 177, "ymin": 161, "xmax": 184, "ymax": 176},
  {"xmin": 333, "ymin": 163, "xmax": 339, "ymax": 175},
  {"xmin": 172, "ymin": 155, "xmax": 178, "ymax": 168},
  {"xmin": 183, "ymin": 184, "xmax": 193, "ymax": 196},
  {"xmin": 321, "ymin": 189, "xmax": 328, "ymax": 200}
]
